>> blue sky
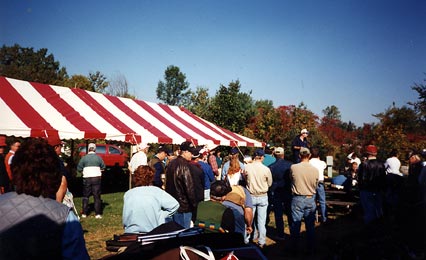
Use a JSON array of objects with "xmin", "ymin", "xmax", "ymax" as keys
[{"xmin": 1, "ymin": 0, "xmax": 425, "ymax": 126}]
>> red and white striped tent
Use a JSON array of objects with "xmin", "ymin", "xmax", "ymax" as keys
[{"xmin": 0, "ymin": 77, "xmax": 264, "ymax": 147}]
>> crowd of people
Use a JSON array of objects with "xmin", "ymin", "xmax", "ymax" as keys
[{"xmin": 1, "ymin": 128, "xmax": 426, "ymax": 259}]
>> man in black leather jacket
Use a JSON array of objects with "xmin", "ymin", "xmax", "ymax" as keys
[
  {"xmin": 165, "ymin": 141, "xmax": 198, "ymax": 228},
  {"xmin": 358, "ymin": 144, "xmax": 386, "ymax": 224}
]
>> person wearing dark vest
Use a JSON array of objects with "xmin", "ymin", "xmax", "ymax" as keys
[
  {"xmin": 0, "ymin": 138, "xmax": 89, "ymax": 260},
  {"xmin": 148, "ymin": 146, "xmax": 171, "ymax": 188},
  {"xmin": 195, "ymin": 180, "xmax": 235, "ymax": 233}
]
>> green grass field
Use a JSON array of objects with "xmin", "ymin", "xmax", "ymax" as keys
[{"xmin": 74, "ymin": 192, "xmax": 125, "ymax": 259}]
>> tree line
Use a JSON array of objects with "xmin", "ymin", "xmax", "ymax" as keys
[{"xmin": 1, "ymin": 44, "xmax": 426, "ymax": 170}]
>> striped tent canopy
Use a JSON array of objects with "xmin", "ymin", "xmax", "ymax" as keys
[{"xmin": 0, "ymin": 77, "xmax": 264, "ymax": 147}]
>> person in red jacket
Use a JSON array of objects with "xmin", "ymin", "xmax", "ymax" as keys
[{"xmin": 4, "ymin": 139, "xmax": 20, "ymax": 184}]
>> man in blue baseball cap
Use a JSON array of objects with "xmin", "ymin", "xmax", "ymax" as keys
[{"xmin": 244, "ymin": 148, "xmax": 273, "ymax": 249}]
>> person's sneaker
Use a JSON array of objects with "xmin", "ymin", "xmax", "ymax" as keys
[
  {"xmin": 95, "ymin": 215, "xmax": 102, "ymax": 219},
  {"xmin": 81, "ymin": 214, "xmax": 87, "ymax": 218}
]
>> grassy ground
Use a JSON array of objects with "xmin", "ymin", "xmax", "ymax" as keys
[
  {"xmin": 74, "ymin": 189, "xmax": 416, "ymax": 259},
  {"xmin": 74, "ymin": 192, "xmax": 125, "ymax": 259}
]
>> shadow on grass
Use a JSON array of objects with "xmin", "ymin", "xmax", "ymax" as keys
[
  {"xmin": 262, "ymin": 203, "xmax": 422, "ymax": 260},
  {"xmin": 69, "ymin": 167, "xmax": 130, "ymax": 197}
]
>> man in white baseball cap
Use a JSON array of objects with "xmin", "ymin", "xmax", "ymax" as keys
[
  {"xmin": 291, "ymin": 129, "xmax": 309, "ymax": 163},
  {"xmin": 128, "ymin": 142, "xmax": 150, "ymax": 175}
]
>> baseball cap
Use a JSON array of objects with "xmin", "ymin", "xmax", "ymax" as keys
[
  {"xmin": 138, "ymin": 142, "xmax": 150, "ymax": 150},
  {"xmin": 88, "ymin": 143, "xmax": 96, "ymax": 150},
  {"xmin": 254, "ymin": 148, "xmax": 265, "ymax": 157},
  {"xmin": 191, "ymin": 147, "xmax": 203, "ymax": 158},
  {"xmin": 365, "ymin": 145, "xmax": 377, "ymax": 155},
  {"xmin": 300, "ymin": 147, "xmax": 310, "ymax": 156},
  {"xmin": 274, "ymin": 147, "xmax": 284, "ymax": 155},
  {"xmin": 157, "ymin": 146, "xmax": 171, "ymax": 155},
  {"xmin": 180, "ymin": 141, "xmax": 195, "ymax": 153},
  {"xmin": 301, "ymin": 129, "xmax": 309, "ymax": 134},
  {"xmin": 230, "ymin": 147, "xmax": 239, "ymax": 155}
]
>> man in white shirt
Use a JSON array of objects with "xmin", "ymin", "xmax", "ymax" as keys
[
  {"xmin": 128, "ymin": 142, "xmax": 150, "ymax": 174},
  {"xmin": 309, "ymin": 147, "xmax": 327, "ymax": 223}
]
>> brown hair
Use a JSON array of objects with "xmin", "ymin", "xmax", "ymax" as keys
[
  {"xmin": 228, "ymin": 154, "xmax": 241, "ymax": 175},
  {"xmin": 133, "ymin": 165, "xmax": 154, "ymax": 187},
  {"xmin": 12, "ymin": 138, "xmax": 62, "ymax": 198}
]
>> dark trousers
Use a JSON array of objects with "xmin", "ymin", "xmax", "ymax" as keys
[{"xmin": 82, "ymin": 176, "xmax": 102, "ymax": 215}]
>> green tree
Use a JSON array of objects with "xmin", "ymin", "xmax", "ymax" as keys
[
  {"xmin": 63, "ymin": 74, "xmax": 91, "ymax": 89},
  {"xmin": 156, "ymin": 65, "xmax": 191, "ymax": 106},
  {"xmin": 0, "ymin": 44, "xmax": 67, "ymax": 84},
  {"xmin": 373, "ymin": 105, "xmax": 419, "ymax": 134},
  {"xmin": 246, "ymin": 100, "xmax": 282, "ymax": 145},
  {"xmin": 373, "ymin": 105, "xmax": 425, "ymax": 159},
  {"xmin": 322, "ymin": 105, "xmax": 341, "ymax": 121},
  {"xmin": 409, "ymin": 74, "xmax": 426, "ymax": 130},
  {"xmin": 89, "ymin": 71, "xmax": 109, "ymax": 93},
  {"xmin": 341, "ymin": 121, "xmax": 357, "ymax": 132},
  {"xmin": 207, "ymin": 80, "xmax": 255, "ymax": 133},
  {"xmin": 187, "ymin": 86, "xmax": 211, "ymax": 119}
]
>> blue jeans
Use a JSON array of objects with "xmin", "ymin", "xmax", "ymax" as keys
[
  {"xmin": 82, "ymin": 176, "xmax": 102, "ymax": 215},
  {"xmin": 252, "ymin": 195, "xmax": 268, "ymax": 246},
  {"xmin": 316, "ymin": 183, "xmax": 327, "ymax": 222},
  {"xmin": 290, "ymin": 195, "xmax": 316, "ymax": 252},
  {"xmin": 360, "ymin": 190, "xmax": 383, "ymax": 224},
  {"xmin": 173, "ymin": 211, "xmax": 192, "ymax": 229}
]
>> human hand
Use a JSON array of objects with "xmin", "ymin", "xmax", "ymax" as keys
[{"xmin": 246, "ymin": 226, "xmax": 253, "ymax": 234}]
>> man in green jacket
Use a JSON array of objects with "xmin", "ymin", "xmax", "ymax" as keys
[{"xmin": 77, "ymin": 143, "xmax": 105, "ymax": 219}]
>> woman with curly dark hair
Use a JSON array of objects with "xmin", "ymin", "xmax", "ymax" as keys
[
  {"xmin": 123, "ymin": 165, "xmax": 179, "ymax": 233},
  {"xmin": 0, "ymin": 138, "xmax": 89, "ymax": 259}
]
